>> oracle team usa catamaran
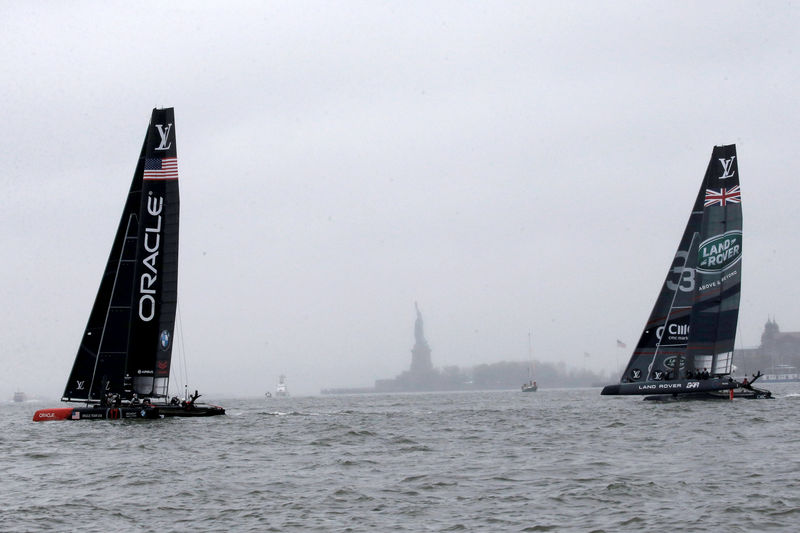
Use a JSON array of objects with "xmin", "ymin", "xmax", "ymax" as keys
[
  {"xmin": 34, "ymin": 108, "xmax": 224, "ymax": 420},
  {"xmin": 601, "ymin": 145, "xmax": 771, "ymax": 400}
]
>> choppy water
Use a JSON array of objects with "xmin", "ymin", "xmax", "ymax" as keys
[{"xmin": 3, "ymin": 386, "xmax": 800, "ymax": 532}]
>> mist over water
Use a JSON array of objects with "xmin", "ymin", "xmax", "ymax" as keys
[
  {"xmin": 3, "ymin": 2, "xmax": 800, "ymax": 399},
  {"xmin": 4, "ymin": 386, "xmax": 800, "ymax": 532}
]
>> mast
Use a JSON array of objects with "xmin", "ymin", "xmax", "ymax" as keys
[{"xmin": 527, "ymin": 331, "xmax": 533, "ymax": 380}]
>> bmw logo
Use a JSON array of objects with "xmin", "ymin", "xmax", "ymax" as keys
[{"xmin": 160, "ymin": 330, "xmax": 170, "ymax": 350}]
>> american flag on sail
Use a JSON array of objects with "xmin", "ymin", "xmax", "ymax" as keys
[
  {"xmin": 143, "ymin": 157, "xmax": 178, "ymax": 180},
  {"xmin": 704, "ymin": 185, "xmax": 740, "ymax": 207}
]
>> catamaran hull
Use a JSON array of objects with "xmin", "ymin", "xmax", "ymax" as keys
[
  {"xmin": 33, "ymin": 404, "xmax": 225, "ymax": 421},
  {"xmin": 601, "ymin": 379, "xmax": 736, "ymax": 396},
  {"xmin": 602, "ymin": 379, "xmax": 772, "ymax": 400},
  {"xmin": 643, "ymin": 387, "xmax": 773, "ymax": 401}
]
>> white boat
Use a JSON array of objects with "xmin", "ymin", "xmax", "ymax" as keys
[{"xmin": 276, "ymin": 375, "xmax": 289, "ymax": 397}]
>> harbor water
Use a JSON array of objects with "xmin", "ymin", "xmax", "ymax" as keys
[{"xmin": 3, "ymin": 386, "xmax": 800, "ymax": 532}]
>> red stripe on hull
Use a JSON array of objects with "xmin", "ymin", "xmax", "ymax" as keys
[{"xmin": 32, "ymin": 408, "xmax": 74, "ymax": 421}]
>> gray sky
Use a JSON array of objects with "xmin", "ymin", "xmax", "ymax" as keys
[{"xmin": 2, "ymin": 1, "xmax": 798, "ymax": 398}]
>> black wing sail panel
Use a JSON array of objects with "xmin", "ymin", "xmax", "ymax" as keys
[
  {"xmin": 620, "ymin": 177, "xmax": 706, "ymax": 384},
  {"xmin": 686, "ymin": 145, "xmax": 741, "ymax": 377},
  {"xmin": 127, "ymin": 108, "xmax": 179, "ymax": 397},
  {"xmin": 88, "ymin": 214, "xmax": 140, "ymax": 399},
  {"xmin": 63, "ymin": 108, "xmax": 179, "ymax": 402},
  {"xmin": 63, "ymin": 143, "xmax": 145, "ymax": 401}
]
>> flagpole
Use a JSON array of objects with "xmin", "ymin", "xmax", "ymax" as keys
[{"xmin": 615, "ymin": 339, "xmax": 627, "ymax": 377}]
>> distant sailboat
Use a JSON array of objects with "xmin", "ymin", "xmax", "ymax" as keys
[
  {"xmin": 521, "ymin": 332, "xmax": 537, "ymax": 392},
  {"xmin": 601, "ymin": 145, "xmax": 770, "ymax": 400},
  {"xmin": 33, "ymin": 108, "xmax": 225, "ymax": 421}
]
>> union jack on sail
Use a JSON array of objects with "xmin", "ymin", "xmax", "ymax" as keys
[{"xmin": 704, "ymin": 185, "xmax": 740, "ymax": 207}]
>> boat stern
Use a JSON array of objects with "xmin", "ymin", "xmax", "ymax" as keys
[{"xmin": 33, "ymin": 408, "xmax": 74, "ymax": 421}]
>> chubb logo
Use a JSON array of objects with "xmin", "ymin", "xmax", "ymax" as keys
[{"xmin": 697, "ymin": 230, "xmax": 741, "ymax": 274}]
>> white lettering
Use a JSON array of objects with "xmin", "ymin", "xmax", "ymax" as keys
[
  {"xmin": 144, "ymin": 231, "xmax": 160, "ymax": 253},
  {"xmin": 637, "ymin": 382, "xmax": 684, "ymax": 391},
  {"xmin": 656, "ymin": 324, "xmax": 690, "ymax": 340},
  {"xmin": 140, "ymin": 273, "xmax": 156, "ymax": 294},
  {"xmin": 142, "ymin": 250, "xmax": 159, "ymax": 274},
  {"xmin": 139, "ymin": 295, "xmax": 155, "ymax": 321},
  {"xmin": 139, "ymin": 194, "xmax": 163, "ymax": 320},
  {"xmin": 147, "ymin": 196, "xmax": 163, "ymax": 216},
  {"xmin": 719, "ymin": 156, "xmax": 736, "ymax": 179},
  {"xmin": 154, "ymin": 124, "xmax": 172, "ymax": 151}
]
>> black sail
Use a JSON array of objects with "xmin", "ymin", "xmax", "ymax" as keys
[
  {"xmin": 63, "ymin": 108, "xmax": 179, "ymax": 401},
  {"xmin": 686, "ymin": 145, "xmax": 741, "ymax": 377},
  {"xmin": 619, "ymin": 175, "xmax": 705, "ymax": 384},
  {"xmin": 603, "ymin": 146, "xmax": 742, "ymax": 396}
]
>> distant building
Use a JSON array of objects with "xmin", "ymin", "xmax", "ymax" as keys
[
  {"xmin": 735, "ymin": 318, "xmax": 800, "ymax": 376},
  {"xmin": 760, "ymin": 318, "xmax": 800, "ymax": 364}
]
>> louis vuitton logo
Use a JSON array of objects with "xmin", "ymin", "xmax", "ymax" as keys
[
  {"xmin": 718, "ymin": 156, "xmax": 736, "ymax": 179},
  {"xmin": 154, "ymin": 123, "xmax": 172, "ymax": 151}
]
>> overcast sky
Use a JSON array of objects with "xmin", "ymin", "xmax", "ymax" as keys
[{"xmin": 2, "ymin": 1, "xmax": 798, "ymax": 398}]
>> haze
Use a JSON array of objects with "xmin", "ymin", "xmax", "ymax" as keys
[{"xmin": 2, "ymin": 2, "xmax": 798, "ymax": 398}]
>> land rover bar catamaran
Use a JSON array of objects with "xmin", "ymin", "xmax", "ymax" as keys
[
  {"xmin": 601, "ymin": 145, "xmax": 771, "ymax": 400},
  {"xmin": 34, "ymin": 108, "xmax": 225, "ymax": 421}
]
